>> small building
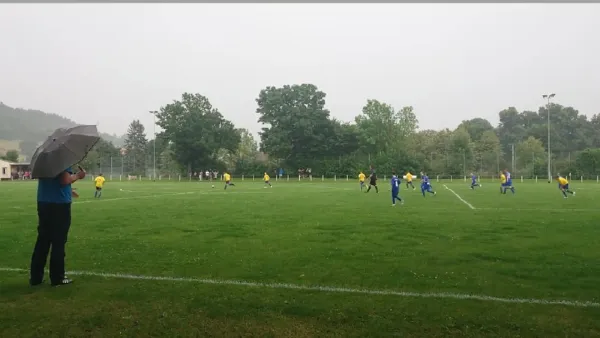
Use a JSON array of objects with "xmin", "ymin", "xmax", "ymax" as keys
[{"xmin": 0, "ymin": 160, "xmax": 31, "ymax": 180}]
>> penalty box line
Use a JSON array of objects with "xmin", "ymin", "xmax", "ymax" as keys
[
  {"xmin": 1, "ymin": 267, "xmax": 598, "ymax": 308},
  {"xmin": 443, "ymin": 184, "xmax": 476, "ymax": 210}
]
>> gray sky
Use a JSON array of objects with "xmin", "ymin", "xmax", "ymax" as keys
[{"xmin": 0, "ymin": 4, "xmax": 598, "ymax": 139}]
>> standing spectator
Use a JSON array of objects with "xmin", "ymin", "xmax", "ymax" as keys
[{"xmin": 29, "ymin": 166, "xmax": 86, "ymax": 286}]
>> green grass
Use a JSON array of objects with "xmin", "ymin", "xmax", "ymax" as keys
[{"xmin": 1, "ymin": 178, "xmax": 600, "ymax": 337}]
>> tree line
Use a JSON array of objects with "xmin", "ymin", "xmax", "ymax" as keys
[{"xmin": 82, "ymin": 84, "xmax": 600, "ymax": 178}]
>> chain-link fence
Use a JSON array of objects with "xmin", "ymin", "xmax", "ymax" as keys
[{"xmin": 85, "ymin": 151, "xmax": 600, "ymax": 183}]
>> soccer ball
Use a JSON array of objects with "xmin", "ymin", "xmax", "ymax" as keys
[{"xmin": 211, "ymin": 184, "xmax": 215, "ymax": 188}]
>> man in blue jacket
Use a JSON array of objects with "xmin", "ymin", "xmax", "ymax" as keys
[{"xmin": 30, "ymin": 166, "xmax": 86, "ymax": 286}]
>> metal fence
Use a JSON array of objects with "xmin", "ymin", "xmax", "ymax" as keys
[{"xmin": 87, "ymin": 150, "xmax": 599, "ymax": 182}]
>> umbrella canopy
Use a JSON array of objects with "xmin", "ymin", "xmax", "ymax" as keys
[{"xmin": 30, "ymin": 125, "xmax": 100, "ymax": 179}]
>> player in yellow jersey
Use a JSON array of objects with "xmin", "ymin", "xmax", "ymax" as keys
[
  {"xmin": 94, "ymin": 173, "xmax": 106, "ymax": 198},
  {"xmin": 263, "ymin": 172, "xmax": 272, "ymax": 188},
  {"xmin": 405, "ymin": 172, "xmax": 415, "ymax": 190},
  {"xmin": 556, "ymin": 175, "xmax": 575, "ymax": 198},
  {"xmin": 224, "ymin": 172, "xmax": 235, "ymax": 190},
  {"xmin": 358, "ymin": 171, "xmax": 366, "ymax": 191},
  {"xmin": 499, "ymin": 171, "xmax": 506, "ymax": 194}
]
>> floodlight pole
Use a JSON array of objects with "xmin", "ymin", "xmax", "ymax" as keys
[
  {"xmin": 542, "ymin": 93, "xmax": 555, "ymax": 182},
  {"xmin": 150, "ymin": 111, "xmax": 157, "ymax": 181}
]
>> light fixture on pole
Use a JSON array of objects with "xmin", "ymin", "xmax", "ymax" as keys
[
  {"xmin": 542, "ymin": 93, "xmax": 555, "ymax": 183},
  {"xmin": 149, "ymin": 111, "xmax": 157, "ymax": 181}
]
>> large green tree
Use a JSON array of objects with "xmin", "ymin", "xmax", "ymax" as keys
[
  {"xmin": 473, "ymin": 130, "xmax": 502, "ymax": 174},
  {"xmin": 447, "ymin": 127, "xmax": 473, "ymax": 175},
  {"xmin": 515, "ymin": 136, "xmax": 546, "ymax": 176},
  {"xmin": 256, "ymin": 84, "xmax": 335, "ymax": 168},
  {"xmin": 575, "ymin": 148, "xmax": 600, "ymax": 176},
  {"xmin": 155, "ymin": 93, "xmax": 240, "ymax": 172},
  {"xmin": 123, "ymin": 119, "xmax": 148, "ymax": 175},
  {"xmin": 457, "ymin": 118, "xmax": 494, "ymax": 142},
  {"xmin": 355, "ymin": 100, "xmax": 418, "ymax": 155},
  {"xmin": 2, "ymin": 149, "xmax": 19, "ymax": 162},
  {"xmin": 79, "ymin": 139, "xmax": 120, "ymax": 173}
]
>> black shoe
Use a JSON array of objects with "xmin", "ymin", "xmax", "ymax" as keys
[
  {"xmin": 30, "ymin": 279, "xmax": 45, "ymax": 286},
  {"xmin": 51, "ymin": 278, "xmax": 74, "ymax": 286}
]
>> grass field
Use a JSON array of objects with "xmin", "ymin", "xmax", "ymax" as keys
[{"xmin": 1, "ymin": 178, "xmax": 600, "ymax": 337}]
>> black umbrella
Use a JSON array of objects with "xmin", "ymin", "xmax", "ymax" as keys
[{"xmin": 30, "ymin": 125, "xmax": 100, "ymax": 179}]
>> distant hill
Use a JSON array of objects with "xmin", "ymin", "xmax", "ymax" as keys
[{"xmin": 0, "ymin": 102, "xmax": 124, "ymax": 159}]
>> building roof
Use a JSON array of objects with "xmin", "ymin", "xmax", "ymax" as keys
[{"xmin": 0, "ymin": 159, "xmax": 29, "ymax": 165}]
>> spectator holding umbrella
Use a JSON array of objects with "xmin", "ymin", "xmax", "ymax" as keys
[{"xmin": 28, "ymin": 126, "xmax": 99, "ymax": 286}]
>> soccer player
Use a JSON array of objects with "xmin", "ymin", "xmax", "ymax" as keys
[
  {"xmin": 263, "ymin": 172, "xmax": 272, "ymax": 188},
  {"xmin": 94, "ymin": 173, "xmax": 105, "ymax": 198},
  {"xmin": 470, "ymin": 173, "xmax": 481, "ymax": 190},
  {"xmin": 224, "ymin": 172, "xmax": 235, "ymax": 190},
  {"xmin": 502, "ymin": 169, "xmax": 515, "ymax": 194},
  {"xmin": 358, "ymin": 171, "xmax": 366, "ymax": 191},
  {"xmin": 391, "ymin": 171, "xmax": 403, "ymax": 206},
  {"xmin": 556, "ymin": 175, "xmax": 575, "ymax": 198},
  {"xmin": 405, "ymin": 171, "xmax": 415, "ymax": 190},
  {"xmin": 419, "ymin": 171, "xmax": 436, "ymax": 197},
  {"xmin": 365, "ymin": 168, "xmax": 378, "ymax": 193}
]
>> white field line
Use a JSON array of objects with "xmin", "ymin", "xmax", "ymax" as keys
[
  {"xmin": 1, "ymin": 267, "xmax": 597, "ymax": 308},
  {"xmin": 74, "ymin": 190, "xmax": 276, "ymax": 204},
  {"xmin": 477, "ymin": 207, "xmax": 599, "ymax": 212},
  {"xmin": 74, "ymin": 191, "xmax": 195, "ymax": 204},
  {"xmin": 443, "ymin": 184, "xmax": 476, "ymax": 210}
]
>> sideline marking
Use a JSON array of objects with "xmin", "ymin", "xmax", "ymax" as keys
[
  {"xmin": 74, "ymin": 191, "xmax": 195, "ymax": 204},
  {"xmin": 74, "ymin": 190, "xmax": 276, "ymax": 204},
  {"xmin": 443, "ymin": 184, "xmax": 476, "ymax": 209},
  {"xmin": 1, "ymin": 267, "xmax": 597, "ymax": 308},
  {"xmin": 477, "ymin": 207, "xmax": 599, "ymax": 213}
]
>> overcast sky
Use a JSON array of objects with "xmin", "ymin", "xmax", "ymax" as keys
[{"xmin": 0, "ymin": 4, "xmax": 598, "ymax": 139}]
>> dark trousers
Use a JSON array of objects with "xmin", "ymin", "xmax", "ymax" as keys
[{"xmin": 30, "ymin": 202, "xmax": 72, "ymax": 285}]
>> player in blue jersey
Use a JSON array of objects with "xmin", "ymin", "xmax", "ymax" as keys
[
  {"xmin": 391, "ymin": 171, "xmax": 403, "ymax": 206},
  {"xmin": 502, "ymin": 169, "xmax": 515, "ymax": 194},
  {"xmin": 419, "ymin": 171, "xmax": 436, "ymax": 197},
  {"xmin": 470, "ymin": 173, "xmax": 481, "ymax": 190}
]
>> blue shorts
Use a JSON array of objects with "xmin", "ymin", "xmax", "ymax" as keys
[
  {"xmin": 265, "ymin": 180, "xmax": 270, "ymax": 184},
  {"xmin": 226, "ymin": 180, "xmax": 230, "ymax": 184},
  {"xmin": 501, "ymin": 182, "xmax": 510, "ymax": 187},
  {"xmin": 560, "ymin": 184, "xmax": 569, "ymax": 190},
  {"xmin": 392, "ymin": 189, "xmax": 399, "ymax": 195}
]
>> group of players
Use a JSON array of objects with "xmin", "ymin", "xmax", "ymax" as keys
[
  {"xmin": 357, "ymin": 166, "xmax": 576, "ymax": 206},
  {"xmin": 88, "ymin": 167, "xmax": 575, "ymax": 202},
  {"xmin": 358, "ymin": 166, "xmax": 436, "ymax": 206}
]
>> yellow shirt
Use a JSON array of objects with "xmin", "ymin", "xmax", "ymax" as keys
[
  {"xmin": 558, "ymin": 177, "xmax": 568, "ymax": 185},
  {"xmin": 264, "ymin": 174, "xmax": 270, "ymax": 181},
  {"xmin": 500, "ymin": 174, "xmax": 506, "ymax": 184},
  {"xmin": 95, "ymin": 176, "xmax": 105, "ymax": 188},
  {"xmin": 358, "ymin": 173, "xmax": 366, "ymax": 182},
  {"xmin": 224, "ymin": 173, "xmax": 231, "ymax": 181},
  {"xmin": 406, "ymin": 173, "xmax": 413, "ymax": 182}
]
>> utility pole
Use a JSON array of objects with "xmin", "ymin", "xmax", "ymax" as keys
[
  {"xmin": 149, "ymin": 111, "xmax": 158, "ymax": 181},
  {"xmin": 542, "ymin": 93, "xmax": 555, "ymax": 182}
]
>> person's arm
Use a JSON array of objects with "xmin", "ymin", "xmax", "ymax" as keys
[{"xmin": 59, "ymin": 168, "xmax": 86, "ymax": 186}]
